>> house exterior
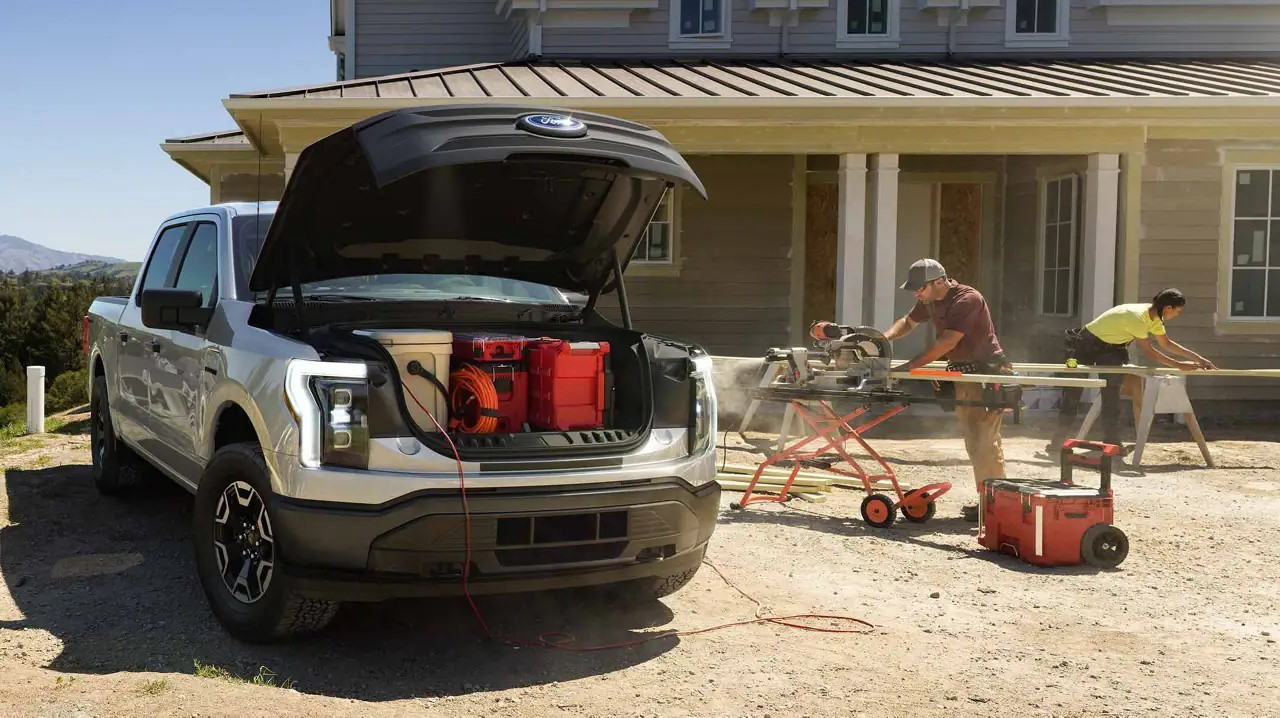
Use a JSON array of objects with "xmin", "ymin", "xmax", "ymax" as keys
[{"xmin": 163, "ymin": 0, "xmax": 1280, "ymax": 412}]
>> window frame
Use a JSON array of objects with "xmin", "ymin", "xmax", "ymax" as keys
[
  {"xmin": 1036, "ymin": 173, "xmax": 1080, "ymax": 318},
  {"xmin": 1005, "ymin": 0, "xmax": 1071, "ymax": 48},
  {"xmin": 171, "ymin": 221, "xmax": 221, "ymax": 311},
  {"xmin": 836, "ymin": 0, "xmax": 901, "ymax": 48},
  {"xmin": 628, "ymin": 188, "xmax": 682, "ymax": 277},
  {"xmin": 668, "ymin": 0, "xmax": 733, "ymax": 49},
  {"xmin": 1224, "ymin": 165, "xmax": 1280, "ymax": 323},
  {"xmin": 134, "ymin": 222, "xmax": 193, "ymax": 307}
]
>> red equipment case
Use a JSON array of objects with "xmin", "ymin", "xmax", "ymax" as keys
[
  {"xmin": 452, "ymin": 333, "xmax": 527, "ymax": 362},
  {"xmin": 528, "ymin": 339, "xmax": 611, "ymax": 431},
  {"xmin": 478, "ymin": 362, "xmax": 529, "ymax": 433},
  {"xmin": 978, "ymin": 440, "xmax": 1129, "ymax": 568}
]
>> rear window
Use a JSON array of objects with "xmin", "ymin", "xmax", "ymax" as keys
[{"xmin": 231, "ymin": 213, "xmax": 270, "ymax": 299}]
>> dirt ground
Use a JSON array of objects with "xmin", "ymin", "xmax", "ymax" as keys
[{"xmin": 1, "ymin": 409, "xmax": 1278, "ymax": 718}]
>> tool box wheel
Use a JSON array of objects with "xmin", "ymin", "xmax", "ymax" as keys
[
  {"xmin": 900, "ymin": 492, "xmax": 937, "ymax": 523},
  {"xmin": 860, "ymin": 494, "xmax": 896, "ymax": 529},
  {"xmin": 1081, "ymin": 524, "xmax": 1129, "ymax": 569}
]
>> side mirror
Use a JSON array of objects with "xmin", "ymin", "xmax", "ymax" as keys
[{"xmin": 141, "ymin": 288, "xmax": 213, "ymax": 330}]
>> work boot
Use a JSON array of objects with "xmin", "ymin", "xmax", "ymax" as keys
[{"xmin": 962, "ymin": 504, "xmax": 979, "ymax": 523}]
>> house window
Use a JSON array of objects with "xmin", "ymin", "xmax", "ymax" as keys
[
  {"xmin": 1230, "ymin": 169, "xmax": 1280, "ymax": 318},
  {"xmin": 1015, "ymin": 0, "xmax": 1057, "ymax": 34},
  {"xmin": 847, "ymin": 0, "xmax": 889, "ymax": 35},
  {"xmin": 680, "ymin": 0, "xmax": 725, "ymax": 35},
  {"xmin": 670, "ymin": 0, "xmax": 731, "ymax": 48},
  {"xmin": 633, "ymin": 191, "xmax": 675, "ymax": 265},
  {"xmin": 837, "ymin": 0, "xmax": 900, "ymax": 47},
  {"xmin": 1040, "ymin": 175, "xmax": 1078, "ymax": 316},
  {"xmin": 1006, "ymin": 0, "xmax": 1069, "ymax": 46}
]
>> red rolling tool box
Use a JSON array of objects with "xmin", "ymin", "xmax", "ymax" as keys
[
  {"xmin": 453, "ymin": 333, "xmax": 527, "ymax": 362},
  {"xmin": 978, "ymin": 440, "xmax": 1129, "ymax": 569},
  {"xmin": 528, "ymin": 340, "xmax": 611, "ymax": 431},
  {"xmin": 478, "ymin": 362, "xmax": 529, "ymax": 433}
]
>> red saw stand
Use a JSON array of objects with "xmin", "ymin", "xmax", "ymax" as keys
[{"xmin": 729, "ymin": 399, "xmax": 951, "ymax": 528}]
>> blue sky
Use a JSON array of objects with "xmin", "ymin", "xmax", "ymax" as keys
[{"xmin": 0, "ymin": 1, "xmax": 332, "ymax": 261}]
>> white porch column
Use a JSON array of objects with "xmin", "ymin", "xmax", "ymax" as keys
[
  {"xmin": 1081, "ymin": 154, "xmax": 1121, "ymax": 322},
  {"xmin": 209, "ymin": 165, "xmax": 223, "ymax": 205},
  {"xmin": 869, "ymin": 154, "xmax": 900, "ymax": 330},
  {"xmin": 835, "ymin": 153, "xmax": 868, "ymax": 326},
  {"xmin": 283, "ymin": 152, "xmax": 300, "ymax": 185}
]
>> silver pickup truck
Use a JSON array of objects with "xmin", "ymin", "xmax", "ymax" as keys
[{"xmin": 85, "ymin": 106, "xmax": 720, "ymax": 642}]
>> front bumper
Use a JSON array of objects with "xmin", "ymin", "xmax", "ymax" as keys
[{"xmin": 271, "ymin": 478, "xmax": 721, "ymax": 601}]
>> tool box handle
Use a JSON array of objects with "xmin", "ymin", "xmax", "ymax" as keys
[{"xmin": 1060, "ymin": 439, "xmax": 1118, "ymax": 495}]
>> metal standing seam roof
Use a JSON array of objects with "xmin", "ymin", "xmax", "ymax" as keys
[
  {"xmin": 228, "ymin": 57, "xmax": 1280, "ymax": 101},
  {"xmin": 164, "ymin": 130, "xmax": 250, "ymax": 145}
]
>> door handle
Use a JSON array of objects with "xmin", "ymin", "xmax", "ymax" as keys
[
  {"xmin": 118, "ymin": 331, "xmax": 130, "ymax": 343},
  {"xmin": 145, "ymin": 339, "xmax": 162, "ymax": 353}
]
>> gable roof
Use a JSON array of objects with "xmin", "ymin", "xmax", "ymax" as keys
[{"xmin": 230, "ymin": 57, "xmax": 1280, "ymax": 101}]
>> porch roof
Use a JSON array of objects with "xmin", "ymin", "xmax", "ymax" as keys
[{"xmin": 231, "ymin": 57, "xmax": 1280, "ymax": 101}]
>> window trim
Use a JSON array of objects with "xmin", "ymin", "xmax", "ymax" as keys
[
  {"xmin": 1036, "ymin": 173, "xmax": 1080, "ymax": 318},
  {"xmin": 1220, "ymin": 163, "xmax": 1280, "ymax": 327},
  {"xmin": 668, "ymin": 0, "xmax": 733, "ymax": 49},
  {"xmin": 836, "ymin": 0, "xmax": 902, "ymax": 48},
  {"xmin": 1005, "ymin": 0, "xmax": 1071, "ymax": 48},
  {"xmin": 628, "ymin": 188, "xmax": 682, "ymax": 277}
]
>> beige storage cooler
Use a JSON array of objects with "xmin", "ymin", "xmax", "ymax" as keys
[{"xmin": 356, "ymin": 329, "xmax": 452, "ymax": 432}]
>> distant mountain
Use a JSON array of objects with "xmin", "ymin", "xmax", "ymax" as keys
[
  {"xmin": 38, "ymin": 260, "xmax": 142, "ymax": 279},
  {"xmin": 0, "ymin": 234, "xmax": 126, "ymax": 273}
]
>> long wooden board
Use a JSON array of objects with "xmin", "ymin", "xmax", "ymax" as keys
[
  {"xmin": 887, "ymin": 371, "xmax": 1105, "ymax": 389},
  {"xmin": 920, "ymin": 360, "xmax": 1280, "ymax": 379}
]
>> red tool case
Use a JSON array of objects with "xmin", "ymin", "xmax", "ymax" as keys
[
  {"xmin": 978, "ymin": 440, "xmax": 1129, "ymax": 568},
  {"xmin": 528, "ymin": 340, "xmax": 611, "ymax": 431},
  {"xmin": 477, "ymin": 362, "xmax": 529, "ymax": 433},
  {"xmin": 452, "ymin": 334, "xmax": 527, "ymax": 362}
]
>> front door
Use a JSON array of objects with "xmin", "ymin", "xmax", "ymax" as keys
[
  {"xmin": 149, "ymin": 220, "xmax": 219, "ymax": 479},
  {"xmin": 936, "ymin": 183, "xmax": 984, "ymax": 288},
  {"xmin": 116, "ymin": 222, "xmax": 189, "ymax": 451},
  {"xmin": 803, "ymin": 182, "xmax": 838, "ymax": 332}
]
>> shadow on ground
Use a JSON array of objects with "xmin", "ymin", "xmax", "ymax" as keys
[
  {"xmin": 1, "ymin": 461, "xmax": 675, "ymax": 701},
  {"xmin": 717, "ymin": 502, "xmax": 1114, "ymax": 577}
]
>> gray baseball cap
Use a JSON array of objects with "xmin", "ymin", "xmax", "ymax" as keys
[{"xmin": 899, "ymin": 258, "xmax": 947, "ymax": 291}]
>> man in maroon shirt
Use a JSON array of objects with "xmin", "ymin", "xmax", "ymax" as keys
[{"xmin": 881, "ymin": 259, "xmax": 1010, "ymax": 522}]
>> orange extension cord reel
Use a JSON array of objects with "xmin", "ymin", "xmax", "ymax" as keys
[{"xmin": 449, "ymin": 364, "xmax": 501, "ymax": 434}]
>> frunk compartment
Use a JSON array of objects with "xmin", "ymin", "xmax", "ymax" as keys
[{"xmin": 528, "ymin": 339, "xmax": 612, "ymax": 431}]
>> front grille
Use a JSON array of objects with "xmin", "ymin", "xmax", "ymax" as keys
[{"xmin": 495, "ymin": 511, "xmax": 628, "ymax": 547}]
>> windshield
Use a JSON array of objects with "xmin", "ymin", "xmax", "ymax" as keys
[
  {"xmin": 277, "ymin": 273, "xmax": 578, "ymax": 305},
  {"xmin": 233, "ymin": 214, "xmax": 582, "ymax": 305}
]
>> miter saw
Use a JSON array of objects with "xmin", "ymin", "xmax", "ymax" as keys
[{"xmin": 761, "ymin": 321, "xmax": 904, "ymax": 398}]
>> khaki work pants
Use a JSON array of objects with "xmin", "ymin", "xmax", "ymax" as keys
[{"xmin": 954, "ymin": 383, "xmax": 1006, "ymax": 494}]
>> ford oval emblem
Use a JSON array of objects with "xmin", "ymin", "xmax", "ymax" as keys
[{"xmin": 516, "ymin": 113, "xmax": 587, "ymax": 138}]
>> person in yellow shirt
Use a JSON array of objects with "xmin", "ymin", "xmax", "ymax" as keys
[{"xmin": 1049, "ymin": 288, "xmax": 1216, "ymax": 455}]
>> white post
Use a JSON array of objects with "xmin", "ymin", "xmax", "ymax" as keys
[
  {"xmin": 26, "ymin": 366, "xmax": 45, "ymax": 435},
  {"xmin": 835, "ymin": 154, "xmax": 868, "ymax": 325},
  {"xmin": 1081, "ymin": 154, "xmax": 1121, "ymax": 323},
  {"xmin": 869, "ymin": 153, "xmax": 900, "ymax": 330}
]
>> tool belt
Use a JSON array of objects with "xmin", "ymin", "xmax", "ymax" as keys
[
  {"xmin": 932, "ymin": 354, "xmax": 1023, "ymax": 423},
  {"xmin": 1065, "ymin": 327, "xmax": 1130, "ymax": 366}
]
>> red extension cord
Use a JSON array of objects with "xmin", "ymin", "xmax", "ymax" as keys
[{"xmin": 401, "ymin": 384, "xmax": 875, "ymax": 651}]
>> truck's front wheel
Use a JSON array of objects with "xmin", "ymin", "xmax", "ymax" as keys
[{"xmin": 193, "ymin": 442, "xmax": 338, "ymax": 642}]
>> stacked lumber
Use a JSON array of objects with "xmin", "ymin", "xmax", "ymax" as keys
[{"xmin": 715, "ymin": 464, "xmax": 845, "ymax": 503}]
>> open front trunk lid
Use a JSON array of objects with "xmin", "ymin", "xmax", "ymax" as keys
[{"xmin": 248, "ymin": 105, "xmax": 706, "ymax": 295}]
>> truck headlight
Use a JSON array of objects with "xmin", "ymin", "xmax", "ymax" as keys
[
  {"xmin": 688, "ymin": 355, "xmax": 717, "ymax": 456},
  {"xmin": 284, "ymin": 359, "xmax": 369, "ymax": 469}
]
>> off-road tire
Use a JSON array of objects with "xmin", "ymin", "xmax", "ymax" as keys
[
  {"xmin": 591, "ymin": 563, "xmax": 701, "ymax": 606},
  {"xmin": 192, "ymin": 442, "xmax": 339, "ymax": 642},
  {"xmin": 90, "ymin": 376, "xmax": 145, "ymax": 495}
]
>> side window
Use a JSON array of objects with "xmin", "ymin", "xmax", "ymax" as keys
[
  {"xmin": 137, "ymin": 224, "xmax": 189, "ymax": 303},
  {"xmin": 173, "ymin": 223, "xmax": 220, "ymax": 308}
]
